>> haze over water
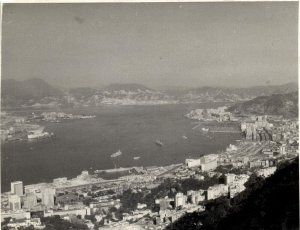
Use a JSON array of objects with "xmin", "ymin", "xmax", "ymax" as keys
[{"xmin": 1, "ymin": 104, "xmax": 242, "ymax": 192}]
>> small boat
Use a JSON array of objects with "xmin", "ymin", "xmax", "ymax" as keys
[
  {"xmin": 133, "ymin": 157, "xmax": 140, "ymax": 160},
  {"xmin": 182, "ymin": 135, "xmax": 188, "ymax": 139},
  {"xmin": 201, "ymin": 128, "xmax": 209, "ymax": 132},
  {"xmin": 155, "ymin": 139, "xmax": 164, "ymax": 146},
  {"xmin": 111, "ymin": 150, "xmax": 122, "ymax": 158}
]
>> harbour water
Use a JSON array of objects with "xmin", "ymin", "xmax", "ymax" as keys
[{"xmin": 1, "ymin": 103, "xmax": 242, "ymax": 192}]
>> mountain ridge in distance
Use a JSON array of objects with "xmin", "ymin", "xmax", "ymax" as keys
[
  {"xmin": 1, "ymin": 78, "xmax": 64, "ymax": 108},
  {"xmin": 103, "ymin": 83, "xmax": 154, "ymax": 92},
  {"xmin": 1, "ymin": 78, "xmax": 298, "ymax": 108}
]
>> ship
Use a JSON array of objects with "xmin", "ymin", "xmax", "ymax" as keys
[
  {"xmin": 182, "ymin": 135, "xmax": 188, "ymax": 139},
  {"xmin": 111, "ymin": 150, "xmax": 122, "ymax": 158},
  {"xmin": 27, "ymin": 128, "xmax": 49, "ymax": 139},
  {"xmin": 133, "ymin": 156, "xmax": 140, "ymax": 160},
  {"xmin": 155, "ymin": 140, "xmax": 164, "ymax": 146},
  {"xmin": 201, "ymin": 127, "xmax": 209, "ymax": 132},
  {"xmin": 28, "ymin": 132, "xmax": 49, "ymax": 139}
]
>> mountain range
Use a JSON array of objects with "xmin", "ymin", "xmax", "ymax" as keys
[{"xmin": 1, "ymin": 78, "xmax": 298, "ymax": 112}]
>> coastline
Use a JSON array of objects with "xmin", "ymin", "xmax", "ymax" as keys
[{"xmin": 1, "ymin": 103, "xmax": 242, "ymax": 193}]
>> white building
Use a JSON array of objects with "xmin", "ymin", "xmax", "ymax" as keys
[
  {"xmin": 7, "ymin": 218, "xmax": 44, "ymax": 229},
  {"xmin": 187, "ymin": 190, "xmax": 205, "ymax": 204},
  {"xmin": 11, "ymin": 181, "xmax": 23, "ymax": 196},
  {"xmin": 224, "ymin": 174, "xmax": 236, "ymax": 185},
  {"xmin": 42, "ymin": 187, "xmax": 56, "ymax": 207},
  {"xmin": 9, "ymin": 195, "xmax": 21, "ymax": 211},
  {"xmin": 185, "ymin": 159, "xmax": 201, "ymax": 168},
  {"xmin": 23, "ymin": 193, "xmax": 37, "ymax": 209},
  {"xmin": 256, "ymin": 167, "xmax": 277, "ymax": 178},
  {"xmin": 175, "ymin": 193, "xmax": 187, "ymax": 207},
  {"xmin": 226, "ymin": 174, "xmax": 250, "ymax": 198},
  {"xmin": 206, "ymin": 184, "xmax": 228, "ymax": 200},
  {"xmin": 24, "ymin": 183, "xmax": 48, "ymax": 199},
  {"xmin": 53, "ymin": 177, "xmax": 68, "ymax": 184},
  {"xmin": 279, "ymin": 145, "xmax": 286, "ymax": 155},
  {"xmin": 199, "ymin": 154, "xmax": 218, "ymax": 172},
  {"xmin": 229, "ymin": 184, "xmax": 246, "ymax": 198},
  {"xmin": 44, "ymin": 207, "xmax": 91, "ymax": 218}
]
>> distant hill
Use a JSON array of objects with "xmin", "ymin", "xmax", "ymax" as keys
[
  {"xmin": 68, "ymin": 87, "xmax": 100, "ymax": 100},
  {"xmin": 1, "ymin": 78, "xmax": 298, "ymax": 108},
  {"xmin": 177, "ymin": 83, "xmax": 298, "ymax": 103},
  {"xmin": 1, "ymin": 78, "xmax": 63, "ymax": 108},
  {"xmin": 103, "ymin": 83, "xmax": 153, "ymax": 92},
  {"xmin": 228, "ymin": 91, "xmax": 298, "ymax": 118}
]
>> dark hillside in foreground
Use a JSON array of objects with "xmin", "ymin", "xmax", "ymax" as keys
[{"xmin": 167, "ymin": 158, "xmax": 299, "ymax": 230}]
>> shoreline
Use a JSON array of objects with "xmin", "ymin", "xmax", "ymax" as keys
[{"xmin": 1, "ymin": 103, "xmax": 242, "ymax": 193}]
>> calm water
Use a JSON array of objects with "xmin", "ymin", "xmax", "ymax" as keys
[{"xmin": 1, "ymin": 104, "xmax": 242, "ymax": 192}]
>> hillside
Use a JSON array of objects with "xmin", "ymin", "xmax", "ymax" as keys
[
  {"xmin": 177, "ymin": 83, "xmax": 298, "ymax": 103},
  {"xmin": 206, "ymin": 159, "xmax": 299, "ymax": 230},
  {"xmin": 1, "ymin": 78, "xmax": 64, "ymax": 108},
  {"xmin": 228, "ymin": 92, "xmax": 298, "ymax": 118},
  {"xmin": 103, "ymin": 83, "xmax": 153, "ymax": 92},
  {"xmin": 167, "ymin": 158, "xmax": 299, "ymax": 230}
]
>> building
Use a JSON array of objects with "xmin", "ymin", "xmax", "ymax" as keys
[
  {"xmin": 206, "ymin": 184, "xmax": 228, "ymax": 200},
  {"xmin": 42, "ymin": 187, "xmax": 56, "ymax": 207},
  {"xmin": 159, "ymin": 209, "xmax": 186, "ymax": 223},
  {"xmin": 187, "ymin": 190, "xmax": 205, "ymax": 204},
  {"xmin": 224, "ymin": 174, "xmax": 236, "ymax": 185},
  {"xmin": 7, "ymin": 218, "xmax": 44, "ymax": 229},
  {"xmin": 279, "ymin": 145, "xmax": 286, "ymax": 155},
  {"xmin": 11, "ymin": 181, "xmax": 23, "ymax": 196},
  {"xmin": 1, "ymin": 210, "xmax": 31, "ymax": 222},
  {"xmin": 175, "ymin": 193, "xmax": 187, "ymax": 208},
  {"xmin": 229, "ymin": 184, "xmax": 246, "ymax": 198},
  {"xmin": 256, "ymin": 167, "xmax": 277, "ymax": 178},
  {"xmin": 159, "ymin": 197, "xmax": 170, "ymax": 211},
  {"xmin": 226, "ymin": 174, "xmax": 250, "ymax": 198},
  {"xmin": 24, "ymin": 183, "xmax": 48, "ymax": 200},
  {"xmin": 199, "ymin": 154, "xmax": 218, "ymax": 172},
  {"xmin": 185, "ymin": 159, "xmax": 201, "ymax": 168},
  {"xmin": 9, "ymin": 194, "xmax": 21, "ymax": 211},
  {"xmin": 53, "ymin": 177, "xmax": 68, "ymax": 184},
  {"xmin": 23, "ymin": 193, "xmax": 37, "ymax": 209},
  {"xmin": 44, "ymin": 207, "xmax": 91, "ymax": 218},
  {"xmin": 137, "ymin": 203, "xmax": 147, "ymax": 210},
  {"xmin": 249, "ymin": 161, "xmax": 262, "ymax": 168}
]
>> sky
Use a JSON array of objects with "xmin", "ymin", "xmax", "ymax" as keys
[{"xmin": 2, "ymin": 2, "xmax": 298, "ymax": 88}]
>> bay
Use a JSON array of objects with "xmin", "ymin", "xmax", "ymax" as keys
[{"xmin": 1, "ymin": 103, "xmax": 242, "ymax": 192}]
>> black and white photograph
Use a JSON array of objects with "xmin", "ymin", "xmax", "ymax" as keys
[{"xmin": 1, "ymin": 1, "xmax": 299, "ymax": 229}]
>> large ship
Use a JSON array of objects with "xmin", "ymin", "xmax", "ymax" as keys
[
  {"xmin": 111, "ymin": 150, "xmax": 122, "ymax": 158},
  {"xmin": 155, "ymin": 139, "xmax": 164, "ymax": 147}
]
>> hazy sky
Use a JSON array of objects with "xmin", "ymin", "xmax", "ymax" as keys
[{"xmin": 2, "ymin": 2, "xmax": 298, "ymax": 88}]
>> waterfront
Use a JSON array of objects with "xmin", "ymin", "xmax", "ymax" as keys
[{"xmin": 1, "ymin": 103, "xmax": 242, "ymax": 192}]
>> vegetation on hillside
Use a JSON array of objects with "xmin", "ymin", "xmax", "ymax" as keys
[{"xmin": 167, "ymin": 158, "xmax": 299, "ymax": 230}]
